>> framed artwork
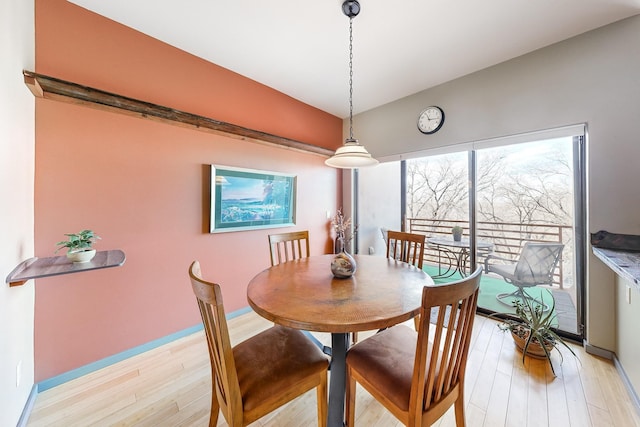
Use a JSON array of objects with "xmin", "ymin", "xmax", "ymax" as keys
[{"xmin": 210, "ymin": 165, "xmax": 297, "ymax": 233}]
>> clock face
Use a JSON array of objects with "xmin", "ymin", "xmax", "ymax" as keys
[{"xmin": 417, "ymin": 106, "xmax": 444, "ymax": 134}]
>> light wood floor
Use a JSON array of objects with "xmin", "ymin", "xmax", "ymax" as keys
[{"xmin": 27, "ymin": 311, "xmax": 640, "ymax": 427}]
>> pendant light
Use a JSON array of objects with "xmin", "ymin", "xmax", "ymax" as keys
[{"xmin": 325, "ymin": 0, "xmax": 379, "ymax": 169}]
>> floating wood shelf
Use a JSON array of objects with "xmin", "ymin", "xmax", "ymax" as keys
[
  {"xmin": 6, "ymin": 250, "xmax": 126, "ymax": 287},
  {"xmin": 22, "ymin": 70, "xmax": 333, "ymax": 157}
]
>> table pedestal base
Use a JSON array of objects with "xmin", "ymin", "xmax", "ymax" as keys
[{"xmin": 328, "ymin": 332, "xmax": 349, "ymax": 427}]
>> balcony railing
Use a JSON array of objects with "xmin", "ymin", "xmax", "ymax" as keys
[{"xmin": 407, "ymin": 218, "xmax": 573, "ymax": 289}]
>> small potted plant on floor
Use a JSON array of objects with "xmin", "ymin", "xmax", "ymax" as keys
[
  {"xmin": 451, "ymin": 225, "xmax": 463, "ymax": 242},
  {"xmin": 56, "ymin": 229, "xmax": 101, "ymax": 263},
  {"xmin": 491, "ymin": 289, "xmax": 577, "ymax": 376}
]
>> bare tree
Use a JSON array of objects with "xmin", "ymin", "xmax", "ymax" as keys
[
  {"xmin": 407, "ymin": 141, "xmax": 573, "ymax": 243},
  {"xmin": 408, "ymin": 151, "xmax": 507, "ymax": 222},
  {"xmin": 483, "ymin": 144, "xmax": 573, "ymax": 226},
  {"xmin": 407, "ymin": 155, "xmax": 468, "ymax": 221}
]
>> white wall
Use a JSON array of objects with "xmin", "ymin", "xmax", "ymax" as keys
[
  {"xmin": 616, "ymin": 275, "xmax": 640, "ymax": 393},
  {"xmin": 354, "ymin": 15, "xmax": 640, "ymax": 352},
  {"xmin": 357, "ymin": 162, "xmax": 401, "ymax": 256},
  {"xmin": 0, "ymin": 0, "xmax": 36, "ymax": 425}
]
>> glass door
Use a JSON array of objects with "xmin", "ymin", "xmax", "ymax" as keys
[
  {"xmin": 404, "ymin": 129, "xmax": 585, "ymax": 338},
  {"xmin": 406, "ymin": 151, "xmax": 472, "ymax": 280},
  {"xmin": 475, "ymin": 136, "xmax": 582, "ymax": 336}
]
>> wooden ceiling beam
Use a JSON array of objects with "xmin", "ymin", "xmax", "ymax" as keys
[{"xmin": 23, "ymin": 70, "xmax": 333, "ymax": 157}]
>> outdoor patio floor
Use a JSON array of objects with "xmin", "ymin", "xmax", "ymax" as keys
[{"xmin": 423, "ymin": 263, "xmax": 578, "ymax": 335}]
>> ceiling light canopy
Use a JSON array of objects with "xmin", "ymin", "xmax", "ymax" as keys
[{"xmin": 325, "ymin": 0, "xmax": 378, "ymax": 169}]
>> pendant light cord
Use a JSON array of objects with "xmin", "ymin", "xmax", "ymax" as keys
[
  {"xmin": 325, "ymin": 0, "xmax": 377, "ymax": 168},
  {"xmin": 348, "ymin": 17, "xmax": 354, "ymax": 142}
]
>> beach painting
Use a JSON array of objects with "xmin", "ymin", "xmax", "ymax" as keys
[{"xmin": 211, "ymin": 165, "xmax": 296, "ymax": 233}]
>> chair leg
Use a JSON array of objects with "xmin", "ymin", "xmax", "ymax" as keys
[
  {"xmin": 209, "ymin": 394, "xmax": 219, "ymax": 427},
  {"xmin": 519, "ymin": 287, "xmax": 550, "ymax": 311},
  {"xmin": 496, "ymin": 287, "xmax": 549, "ymax": 311},
  {"xmin": 316, "ymin": 373, "xmax": 328, "ymax": 427},
  {"xmin": 345, "ymin": 368, "xmax": 357, "ymax": 427},
  {"xmin": 495, "ymin": 289, "xmax": 521, "ymax": 306},
  {"xmin": 454, "ymin": 395, "xmax": 466, "ymax": 427}
]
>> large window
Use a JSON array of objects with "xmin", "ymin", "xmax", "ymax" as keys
[{"xmin": 401, "ymin": 126, "xmax": 585, "ymax": 339}]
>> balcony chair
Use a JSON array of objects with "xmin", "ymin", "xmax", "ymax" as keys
[
  {"xmin": 188, "ymin": 260, "xmax": 329, "ymax": 427},
  {"xmin": 268, "ymin": 230, "xmax": 310, "ymax": 266},
  {"xmin": 345, "ymin": 267, "xmax": 482, "ymax": 427},
  {"xmin": 484, "ymin": 242, "xmax": 564, "ymax": 310}
]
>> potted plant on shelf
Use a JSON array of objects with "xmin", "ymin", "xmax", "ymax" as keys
[
  {"xmin": 56, "ymin": 229, "xmax": 101, "ymax": 263},
  {"xmin": 451, "ymin": 225, "xmax": 463, "ymax": 242},
  {"xmin": 490, "ymin": 289, "xmax": 576, "ymax": 376}
]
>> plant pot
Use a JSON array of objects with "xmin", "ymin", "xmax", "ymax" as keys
[
  {"xmin": 511, "ymin": 328, "xmax": 554, "ymax": 359},
  {"xmin": 452, "ymin": 232, "xmax": 462, "ymax": 242},
  {"xmin": 67, "ymin": 249, "xmax": 96, "ymax": 263}
]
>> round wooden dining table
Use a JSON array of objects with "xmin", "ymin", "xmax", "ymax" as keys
[{"xmin": 247, "ymin": 254, "xmax": 433, "ymax": 427}]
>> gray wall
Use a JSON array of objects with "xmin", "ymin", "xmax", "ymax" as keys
[
  {"xmin": 1, "ymin": 0, "xmax": 36, "ymax": 424},
  {"xmin": 616, "ymin": 275, "xmax": 640, "ymax": 396},
  {"xmin": 352, "ymin": 15, "xmax": 640, "ymax": 354}
]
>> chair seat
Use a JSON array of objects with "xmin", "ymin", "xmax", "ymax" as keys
[
  {"xmin": 489, "ymin": 263, "xmax": 541, "ymax": 288},
  {"xmin": 487, "ymin": 263, "xmax": 516, "ymax": 280},
  {"xmin": 485, "ymin": 242, "xmax": 564, "ymax": 290},
  {"xmin": 234, "ymin": 325, "xmax": 329, "ymax": 412},
  {"xmin": 347, "ymin": 325, "xmax": 429, "ymax": 412}
]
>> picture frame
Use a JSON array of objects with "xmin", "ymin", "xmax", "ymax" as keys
[{"xmin": 210, "ymin": 165, "xmax": 297, "ymax": 233}]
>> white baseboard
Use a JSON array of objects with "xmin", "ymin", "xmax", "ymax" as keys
[
  {"xmin": 583, "ymin": 340, "xmax": 614, "ymax": 359},
  {"xmin": 16, "ymin": 384, "xmax": 37, "ymax": 427},
  {"xmin": 613, "ymin": 355, "xmax": 640, "ymax": 415},
  {"xmin": 584, "ymin": 340, "xmax": 640, "ymax": 416}
]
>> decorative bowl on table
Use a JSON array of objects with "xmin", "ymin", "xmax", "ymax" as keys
[{"xmin": 331, "ymin": 252, "xmax": 357, "ymax": 278}]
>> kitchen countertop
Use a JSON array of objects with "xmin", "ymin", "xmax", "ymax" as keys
[{"xmin": 592, "ymin": 247, "xmax": 640, "ymax": 288}]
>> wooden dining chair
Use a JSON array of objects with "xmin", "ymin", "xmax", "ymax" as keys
[
  {"xmin": 345, "ymin": 267, "xmax": 482, "ymax": 427},
  {"xmin": 267, "ymin": 231, "xmax": 336, "ymax": 350},
  {"xmin": 352, "ymin": 230, "xmax": 427, "ymax": 344},
  {"xmin": 268, "ymin": 230, "xmax": 310, "ymax": 266},
  {"xmin": 386, "ymin": 230, "xmax": 427, "ymax": 331},
  {"xmin": 386, "ymin": 230, "xmax": 426, "ymax": 269},
  {"xmin": 188, "ymin": 261, "xmax": 329, "ymax": 427}
]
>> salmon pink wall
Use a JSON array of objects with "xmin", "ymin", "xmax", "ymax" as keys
[
  {"xmin": 36, "ymin": 0, "xmax": 340, "ymax": 151},
  {"xmin": 34, "ymin": 0, "xmax": 342, "ymax": 382}
]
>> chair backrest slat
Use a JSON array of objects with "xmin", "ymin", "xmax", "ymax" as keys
[
  {"xmin": 386, "ymin": 230, "xmax": 426, "ymax": 269},
  {"xmin": 412, "ymin": 267, "xmax": 482, "ymax": 414},
  {"xmin": 189, "ymin": 261, "xmax": 243, "ymax": 425},
  {"xmin": 268, "ymin": 230, "xmax": 310, "ymax": 266},
  {"xmin": 514, "ymin": 242, "xmax": 564, "ymax": 285}
]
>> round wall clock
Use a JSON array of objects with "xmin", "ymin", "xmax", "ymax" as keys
[{"xmin": 417, "ymin": 106, "xmax": 445, "ymax": 134}]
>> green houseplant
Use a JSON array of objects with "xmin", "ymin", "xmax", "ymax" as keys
[
  {"xmin": 56, "ymin": 229, "xmax": 101, "ymax": 263},
  {"xmin": 491, "ymin": 289, "xmax": 576, "ymax": 376}
]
